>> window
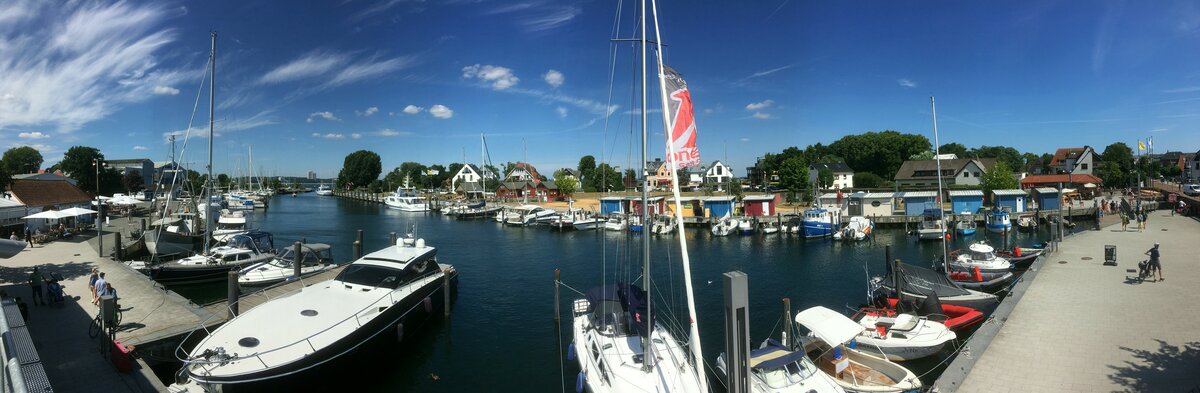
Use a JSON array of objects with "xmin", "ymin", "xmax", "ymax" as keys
[
  {"xmin": 974, "ymin": 172, "xmax": 981, "ymax": 177},
  {"xmin": 1081, "ymin": 163, "xmax": 1088, "ymax": 170},
  {"xmin": 963, "ymin": 172, "xmax": 969, "ymax": 178},
  {"xmin": 871, "ymin": 201, "xmax": 881, "ymax": 207}
]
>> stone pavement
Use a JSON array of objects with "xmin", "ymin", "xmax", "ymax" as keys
[{"xmin": 956, "ymin": 213, "xmax": 1200, "ymax": 392}]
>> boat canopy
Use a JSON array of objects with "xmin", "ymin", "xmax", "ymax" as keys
[
  {"xmin": 883, "ymin": 261, "xmax": 972, "ymax": 297},
  {"xmin": 968, "ymin": 243, "xmax": 994, "ymax": 253},
  {"xmin": 794, "ymin": 306, "xmax": 861, "ymax": 347},
  {"xmin": 226, "ymin": 231, "xmax": 274, "ymax": 253},
  {"xmin": 584, "ymin": 283, "xmax": 652, "ymax": 338},
  {"xmin": 749, "ymin": 341, "xmax": 808, "ymax": 370}
]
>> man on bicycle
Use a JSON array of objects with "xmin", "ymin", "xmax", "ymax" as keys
[{"xmin": 1145, "ymin": 243, "xmax": 1163, "ymax": 282}]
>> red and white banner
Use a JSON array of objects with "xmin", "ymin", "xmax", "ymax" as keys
[{"xmin": 661, "ymin": 66, "xmax": 701, "ymax": 169}]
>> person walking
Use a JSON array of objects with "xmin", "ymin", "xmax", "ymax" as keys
[
  {"xmin": 87, "ymin": 267, "xmax": 100, "ymax": 305},
  {"xmin": 1121, "ymin": 211, "xmax": 1130, "ymax": 231},
  {"xmin": 1145, "ymin": 243, "xmax": 1163, "ymax": 282},
  {"xmin": 92, "ymin": 272, "xmax": 107, "ymax": 306},
  {"xmin": 28, "ymin": 267, "xmax": 44, "ymax": 306}
]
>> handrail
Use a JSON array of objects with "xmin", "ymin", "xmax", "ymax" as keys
[{"xmin": 182, "ymin": 268, "xmax": 451, "ymax": 372}]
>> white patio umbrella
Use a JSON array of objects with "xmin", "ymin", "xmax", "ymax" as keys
[
  {"xmin": 59, "ymin": 207, "xmax": 98, "ymax": 216},
  {"xmin": 22, "ymin": 210, "xmax": 73, "ymax": 220}
]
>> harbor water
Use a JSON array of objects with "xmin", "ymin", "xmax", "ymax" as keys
[{"xmin": 168, "ymin": 193, "xmax": 1089, "ymax": 392}]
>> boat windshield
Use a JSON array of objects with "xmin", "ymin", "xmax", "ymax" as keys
[
  {"xmin": 335, "ymin": 265, "xmax": 406, "ymax": 289},
  {"xmin": 757, "ymin": 358, "xmax": 819, "ymax": 389},
  {"xmin": 971, "ymin": 251, "xmax": 996, "ymax": 261}
]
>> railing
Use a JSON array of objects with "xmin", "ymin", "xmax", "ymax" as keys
[
  {"xmin": 0, "ymin": 303, "xmax": 29, "ymax": 393},
  {"xmin": 180, "ymin": 268, "xmax": 453, "ymax": 375}
]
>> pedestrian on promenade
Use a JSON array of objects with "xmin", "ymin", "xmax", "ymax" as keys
[
  {"xmin": 87, "ymin": 267, "xmax": 99, "ymax": 304},
  {"xmin": 1137, "ymin": 211, "xmax": 1145, "ymax": 232},
  {"xmin": 28, "ymin": 267, "xmax": 44, "ymax": 306},
  {"xmin": 1145, "ymin": 243, "xmax": 1163, "ymax": 282},
  {"xmin": 92, "ymin": 272, "xmax": 107, "ymax": 306},
  {"xmin": 1121, "ymin": 212, "xmax": 1130, "ymax": 231},
  {"xmin": 24, "ymin": 228, "xmax": 31, "ymax": 248}
]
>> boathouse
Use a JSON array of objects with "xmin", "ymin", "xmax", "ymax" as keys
[
  {"xmin": 992, "ymin": 189, "xmax": 1027, "ymax": 213},
  {"xmin": 742, "ymin": 194, "xmax": 781, "ymax": 217},
  {"xmin": 704, "ymin": 196, "xmax": 736, "ymax": 218},
  {"xmin": 901, "ymin": 191, "xmax": 940, "ymax": 216},
  {"xmin": 816, "ymin": 192, "xmax": 848, "ymax": 214},
  {"xmin": 599, "ymin": 197, "xmax": 624, "ymax": 215},
  {"xmin": 948, "ymin": 190, "xmax": 984, "ymax": 214},
  {"xmin": 629, "ymin": 196, "xmax": 666, "ymax": 216},
  {"xmin": 859, "ymin": 192, "xmax": 897, "ymax": 216},
  {"xmin": 1033, "ymin": 188, "xmax": 1061, "ymax": 210},
  {"xmin": 667, "ymin": 197, "xmax": 704, "ymax": 217}
]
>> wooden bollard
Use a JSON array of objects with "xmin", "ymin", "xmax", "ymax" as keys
[
  {"xmin": 227, "ymin": 271, "xmax": 239, "ymax": 318},
  {"xmin": 293, "ymin": 241, "xmax": 303, "ymax": 282},
  {"xmin": 353, "ymin": 240, "xmax": 362, "ymax": 260},
  {"xmin": 389, "ymin": 232, "xmax": 397, "ymax": 246},
  {"xmin": 782, "ymin": 297, "xmax": 792, "ymax": 347},
  {"xmin": 114, "ymin": 235, "xmax": 123, "ymax": 261},
  {"xmin": 554, "ymin": 269, "xmax": 561, "ymax": 322}
]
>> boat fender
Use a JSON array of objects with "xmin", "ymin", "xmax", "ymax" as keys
[
  {"xmin": 575, "ymin": 372, "xmax": 585, "ymax": 393},
  {"xmin": 973, "ymin": 266, "xmax": 982, "ymax": 282},
  {"xmin": 396, "ymin": 323, "xmax": 404, "ymax": 342},
  {"xmin": 423, "ymin": 297, "xmax": 433, "ymax": 313},
  {"xmin": 567, "ymin": 343, "xmax": 577, "ymax": 361},
  {"xmin": 1014, "ymin": 246, "xmax": 1021, "ymax": 257}
]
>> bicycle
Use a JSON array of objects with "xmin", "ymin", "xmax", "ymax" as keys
[{"xmin": 87, "ymin": 306, "xmax": 122, "ymax": 339}]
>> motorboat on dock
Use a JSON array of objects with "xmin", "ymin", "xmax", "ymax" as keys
[
  {"xmin": 383, "ymin": 186, "xmax": 429, "ymax": 212},
  {"xmin": 879, "ymin": 296, "xmax": 983, "ymax": 333},
  {"xmin": 996, "ymin": 245, "xmax": 1045, "ymax": 269},
  {"xmin": 238, "ymin": 243, "xmax": 335, "ymax": 287},
  {"xmin": 143, "ymin": 213, "xmax": 204, "ymax": 258},
  {"xmin": 795, "ymin": 306, "xmax": 923, "ymax": 393},
  {"xmin": 177, "ymin": 234, "xmax": 457, "ymax": 386},
  {"xmin": 1016, "ymin": 214, "xmax": 1037, "ymax": 231}
]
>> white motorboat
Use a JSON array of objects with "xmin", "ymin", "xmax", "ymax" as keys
[
  {"xmin": 603, "ymin": 217, "xmax": 626, "ymax": 231},
  {"xmin": 760, "ymin": 221, "xmax": 781, "ymax": 234},
  {"xmin": 711, "ymin": 216, "xmax": 736, "ymax": 236},
  {"xmin": 573, "ymin": 216, "xmax": 604, "ymax": 231},
  {"xmin": 179, "ymin": 234, "xmax": 457, "ymax": 386},
  {"xmin": 238, "ymin": 243, "xmax": 335, "ymax": 287},
  {"xmin": 314, "ymin": 185, "xmax": 332, "ymax": 196},
  {"xmin": 915, "ymin": 208, "xmax": 946, "ymax": 240},
  {"xmin": 950, "ymin": 243, "xmax": 1012, "ymax": 273},
  {"xmin": 954, "ymin": 218, "xmax": 977, "ymax": 236},
  {"xmin": 834, "ymin": 216, "xmax": 873, "ymax": 241},
  {"xmin": 383, "ymin": 186, "xmax": 429, "ymax": 212},
  {"xmin": 849, "ymin": 310, "xmax": 955, "ymax": 361},
  {"xmin": 212, "ymin": 210, "xmax": 249, "ymax": 243},
  {"xmin": 795, "ymin": 307, "xmax": 923, "ymax": 393},
  {"xmin": 737, "ymin": 219, "xmax": 754, "ymax": 235},
  {"xmin": 504, "ymin": 205, "xmax": 554, "ymax": 226},
  {"xmin": 650, "ymin": 215, "xmax": 674, "ymax": 235},
  {"xmin": 716, "ymin": 340, "xmax": 845, "ymax": 393},
  {"xmin": 137, "ymin": 231, "xmax": 276, "ymax": 286}
]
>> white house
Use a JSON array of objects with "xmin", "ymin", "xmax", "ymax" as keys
[
  {"xmin": 808, "ymin": 162, "xmax": 854, "ymax": 190},
  {"xmin": 704, "ymin": 161, "xmax": 733, "ymax": 190},
  {"xmin": 451, "ymin": 164, "xmax": 486, "ymax": 191},
  {"xmin": 1048, "ymin": 146, "xmax": 1096, "ymax": 175},
  {"xmin": 1187, "ymin": 149, "xmax": 1200, "ymax": 181},
  {"xmin": 894, "ymin": 158, "xmax": 996, "ymax": 187}
]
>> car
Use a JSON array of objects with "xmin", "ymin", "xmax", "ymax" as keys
[{"xmin": 1185, "ymin": 184, "xmax": 1200, "ymax": 196}]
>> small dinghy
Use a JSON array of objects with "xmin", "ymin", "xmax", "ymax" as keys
[
  {"xmin": 882, "ymin": 296, "xmax": 984, "ymax": 333},
  {"xmin": 834, "ymin": 216, "xmax": 873, "ymax": 241},
  {"xmin": 1016, "ymin": 215, "xmax": 1037, "ymax": 231},
  {"xmin": 954, "ymin": 218, "xmax": 977, "ymax": 236},
  {"xmin": 848, "ymin": 309, "xmax": 956, "ymax": 361},
  {"xmin": 711, "ymin": 216, "xmax": 737, "ymax": 236},
  {"xmin": 947, "ymin": 266, "xmax": 1016, "ymax": 292},
  {"xmin": 795, "ymin": 307, "xmax": 923, "ymax": 393}
]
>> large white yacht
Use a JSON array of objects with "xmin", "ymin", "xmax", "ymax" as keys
[
  {"xmin": 179, "ymin": 235, "xmax": 457, "ymax": 385},
  {"xmin": 383, "ymin": 177, "xmax": 429, "ymax": 212}
]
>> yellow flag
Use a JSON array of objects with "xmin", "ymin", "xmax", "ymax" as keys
[{"xmin": 1137, "ymin": 140, "xmax": 1146, "ymax": 151}]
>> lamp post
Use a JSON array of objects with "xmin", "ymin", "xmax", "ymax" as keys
[{"xmin": 94, "ymin": 158, "xmax": 106, "ymax": 257}]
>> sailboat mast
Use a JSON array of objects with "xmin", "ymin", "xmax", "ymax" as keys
[
  {"xmin": 932, "ymin": 96, "xmax": 947, "ymax": 268},
  {"xmin": 649, "ymin": 0, "xmax": 706, "ymax": 388},
  {"xmin": 204, "ymin": 32, "xmax": 216, "ymax": 255},
  {"xmin": 638, "ymin": 0, "xmax": 655, "ymax": 371}
]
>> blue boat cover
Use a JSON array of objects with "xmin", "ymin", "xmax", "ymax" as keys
[
  {"xmin": 585, "ymin": 283, "xmax": 652, "ymax": 338},
  {"xmin": 749, "ymin": 340, "xmax": 807, "ymax": 370}
]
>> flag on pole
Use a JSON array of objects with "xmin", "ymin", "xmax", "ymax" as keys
[
  {"xmin": 661, "ymin": 66, "xmax": 701, "ymax": 169},
  {"xmin": 1137, "ymin": 140, "xmax": 1146, "ymax": 151},
  {"xmin": 1147, "ymin": 136, "xmax": 1153, "ymax": 152}
]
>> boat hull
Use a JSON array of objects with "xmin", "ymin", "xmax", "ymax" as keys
[
  {"xmin": 916, "ymin": 229, "xmax": 945, "ymax": 240},
  {"xmin": 985, "ymin": 223, "xmax": 1011, "ymax": 233},
  {"xmin": 802, "ymin": 222, "xmax": 834, "ymax": 238},
  {"xmin": 187, "ymin": 271, "xmax": 458, "ymax": 385}
]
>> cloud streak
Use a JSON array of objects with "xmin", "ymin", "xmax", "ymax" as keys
[
  {"xmin": 307, "ymin": 111, "xmax": 340, "ymax": 123},
  {"xmin": 897, "ymin": 79, "xmax": 917, "ymax": 88}
]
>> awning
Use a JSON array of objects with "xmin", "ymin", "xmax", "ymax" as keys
[
  {"xmin": 794, "ymin": 306, "xmax": 862, "ymax": 347},
  {"xmin": 59, "ymin": 207, "xmax": 97, "ymax": 216},
  {"xmin": 22, "ymin": 210, "xmax": 73, "ymax": 220}
]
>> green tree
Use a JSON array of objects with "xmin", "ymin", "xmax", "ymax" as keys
[
  {"xmin": 1098, "ymin": 143, "xmax": 1134, "ymax": 187},
  {"xmin": 779, "ymin": 156, "xmax": 808, "ymax": 202},
  {"xmin": 336, "ymin": 150, "xmax": 382, "ymax": 189},
  {"xmin": 909, "ymin": 150, "xmax": 935, "ymax": 160},
  {"xmin": 969, "ymin": 145, "xmax": 1024, "ymax": 172},
  {"xmin": 817, "ymin": 168, "xmax": 834, "ymax": 189},
  {"xmin": 553, "ymin": 170, "xmax": 579, "ymax": 200},
  {"xmin": 217, "ymin": 174, "xmax": 230, "ymax": 189},
  {"xmin": 58, "ymin": 146, "xmax": 105, "ymax": 193},
  {"xmin": 1095, "ymin": 161, "xmax": 1127, "ymax": 188},
  {"xmin": 828, "ymin": 131, "xmax": 930, "ymax": 180},
  {"xmin": 854, "ymin": 172, "xmax": 887, "ymax": 188},
  {"xmin": 2, "ymin": 146, "xmax": 44, "ymax": 175},
  {"xmin": 0, "ymin": 168, "xmax": 9, "ymax": 190},
  {"xmin": 980, "ymin": 161, "xmax": 1019, "ymax": 197},
  {"xmin": 590, "ymin": 163, "xmax": 624, "ymax": 192},
  {"xmin": 121, "ymin": 171, "xmax": 144, "ymax": 194},
  {"xmin": 577, "ymin": 155, "xmax": 596, "ymax": 186},
  {"xmin": 938, "ymin": 143, "xmax": 969, "ymax": 159}
]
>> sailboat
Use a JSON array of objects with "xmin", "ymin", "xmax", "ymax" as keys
[{"xmin": 571, "ymin": 1, "xmax": 708, "ymax": 391}]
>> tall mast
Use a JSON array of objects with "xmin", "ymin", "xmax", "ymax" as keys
[
  {"xmin": 650, "ymin": 0, "xmax": 706, "ymax": 388},
  {"xmin": 639, "ymin": 0, "xmax": 654, "ymax": 371},
  {"xmin": 932, "ymin": 96, "xmax": 947, "ymax": 269},
  {"xmin": 204, "ymin": 32, "xmax": 215, "ymax": 255},
  {"xmin": 480, "ymin": 133, "xmax": 485, "ymax": 190}
]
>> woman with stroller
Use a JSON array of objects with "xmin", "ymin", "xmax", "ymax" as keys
[{"xmin": 1145, "ymin": 243, "xmax": 1163, "ymax": 282}]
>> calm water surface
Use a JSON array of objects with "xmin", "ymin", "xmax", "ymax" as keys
[{"xmin": 169, "ymin": 193, "xmax": 1085, "ymax": 392}]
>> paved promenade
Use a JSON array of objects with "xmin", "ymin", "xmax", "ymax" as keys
[{"xmin": 957, "ymin": 213, "xmax": 1200, "ymax": 392}]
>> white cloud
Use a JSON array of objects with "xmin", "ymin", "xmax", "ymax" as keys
[
  {"xmin": 311, "ymin": 132, "xmax": 344, "ymax": 139},
  {"xmin": 132, "ymin": 145, "xmax": 148, "ymax": 150},
  {"xmin": 403, "ymin": 105, "xmax": 424, "ymax": 114},
  {"xmin": 745, "ymin": 99, "xmax": 774, "ymax": 111},
  {"xmin": 260, "ymin": 52, "xmax": 416, "ymax": 96},
  {"xmin": 487, "ymin": 3, "xmax": 581, "ymax": 32},
  {"xmin": 306, "ymin": 111, "xmax": 340, "ymax": 123},
  {"xmin": 0, "ymin": 1, "xmax": 198, "ymax": 132},
  {"xmin": 18, "ymin": 132, "xmax": 48, "ymax": 139},
  {"xmin": 429, "ymin": 104, "xmax": 454, "ymax": 119},
  {"xmin": 351, "ymin": 133, "xmax": 362, "ymax": 139},
  {"xmin": 376, "ymin": 128, "xmax": 410, "ymax": 137},
  {"xmin": 543, "ymin": 69, "xmax": 564, "ymax": 88},
  {"xmin": 162, "ymin": 110, "xmax": 276, "ymax": 141},
  {"xmin": 751, "ymin": 112, "xmax": 771, "ymax": 119},
  {"xmin": 556, "ymin": 106, "xmax": 568, "ymax": 118},
  {"xmin": 358, "ymin": 106, "xmax": 379, "ymax": 116},
  {"xmin": 326, "ymin": 55, "xmax": 415, "ymax": 88},
  {"xmin": 462, "ymin": 64, "xmax": 519, "ymax": 90},
  {"xmin": 739, "ymin": 137, "xmax": 750, "ymax": 142},
  {"xmin": 152, "ymin": 85, "xmax": 180, "ymax": 95},
  {"xmin": 897, "ymin": 78, "xmax": 917, "ymax": 88},
  {"xmin": 259, "ymin": 51, "xmax": 348, "ymax": 85}
]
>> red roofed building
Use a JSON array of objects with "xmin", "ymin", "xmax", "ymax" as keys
[
  {"xmin": 1019, "ymin": 173, "xmax": 1103, "ymax": 189},
  {"xmin": 1048, "ymin": 146, "xmax": 1096, "ymax": 175}
]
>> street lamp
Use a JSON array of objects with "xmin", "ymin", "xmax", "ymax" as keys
[{"xmin": 93, "ymin": 158, "xmax": 107, "ymax": 257}]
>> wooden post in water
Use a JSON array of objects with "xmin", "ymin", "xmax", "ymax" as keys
[
  {"xmin": 553, "ymin": 269, "xmax": 561, "ymax": 322},
  {"xmin": 389, "ymin": 232, "xmax": 397, "ymax": 246},
  {"xmin": 293, "ymin": 241, "xmax": 302, "ymax": 281},
  {"xmin": 353, "ymin": 241, "xmax": 362, "ymax": 260},
  {"xmin": 443, "ymin": 268, "xmax": 452, "ymax": 317},
  {"xmin": 781, "ymin": 297, "xmax": 792, "ymax": 348},
  {"xmin": 140, "ymin": 218, "xmax": 146, "ymax": 235},
  {"xmin": 356, "ymin": 229, "xmax": 364, "ymax": 254},
  {"xmin": 227, "ymin": 271, "xmax": 239, "ymax": 318}
]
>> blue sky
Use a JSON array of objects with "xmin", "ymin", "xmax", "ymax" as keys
[{"xmin": 2, "ymin": 0, "xmax": 1199, "ymax": 179}]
